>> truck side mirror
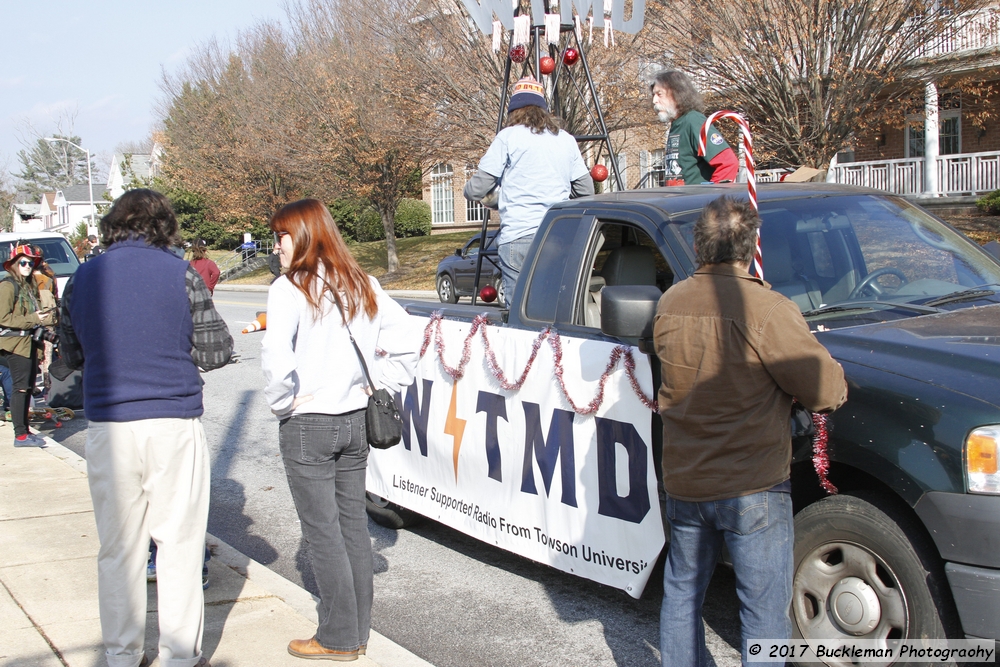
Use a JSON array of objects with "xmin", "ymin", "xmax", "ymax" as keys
[
  {"xmin": 983, "ymin": 240, "xmax": 1000, "ymax": 262},
  {"xmin": 600, "ymin": 285, "xmax": 662, "ymax": 341},
  {"xmin": 455, "ymin": 248, "xmax": 463, "ymax": 257}
]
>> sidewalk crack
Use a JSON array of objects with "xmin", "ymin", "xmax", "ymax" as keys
[{"xmin": 0, "ymin": 578, "xmax": 70, "ymax": 667}]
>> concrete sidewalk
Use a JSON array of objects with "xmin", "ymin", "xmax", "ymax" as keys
[{"xmin": 0, "ymin": 423, "xmax": 434, "ymax": 667}]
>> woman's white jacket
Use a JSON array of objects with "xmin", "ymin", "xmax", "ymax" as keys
[{"xmin": 261, "ymin": 275, "xmax": 420, "ymax": 417}]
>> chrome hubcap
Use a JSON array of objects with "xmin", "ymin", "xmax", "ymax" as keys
[
  {"xmin": 829, "ymin": 577, "xmax": 881, "ymax": 635},
  {"xmin": 793, "ymin": 542, "xmax": 907, "ymax": 665}
]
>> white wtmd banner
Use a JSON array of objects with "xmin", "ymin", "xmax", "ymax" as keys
[{"xmin": 367, "ymin": 315, "xmax": 665, "ymax": 598}]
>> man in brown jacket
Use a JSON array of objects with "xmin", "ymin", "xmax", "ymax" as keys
[{"xmin": 654, "ymin": 196, "xmax": 846, "ymax": 666}]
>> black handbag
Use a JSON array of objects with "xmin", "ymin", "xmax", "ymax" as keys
[
  {"xmin": 48, "ymin": 353, "xmax": 83, "ymax": 410},
  {"xmin": 334, "ymin": 297, "xmax": 403, "ymax": 449}
]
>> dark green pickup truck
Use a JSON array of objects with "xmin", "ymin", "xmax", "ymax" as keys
[{"xmin": 398, "ymin": 183, "xmax": 1000, "ymax": 646}]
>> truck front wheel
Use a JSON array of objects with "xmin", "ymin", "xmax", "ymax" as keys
[
  {"xmin": 365, "ymin": 492, "xmax": 423, "ymax": 530},
  {"xmin": 792, "ymin": 493, "xmax": 955, "ymax": 659}
]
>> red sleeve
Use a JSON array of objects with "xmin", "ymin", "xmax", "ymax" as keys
[
  {"xmin": 708, "ymin": 147, "xmax": 739, "ymax": 183},
  {"xmin": 208, "ymin": 261, "xmax": 220, "ymax": 292}
]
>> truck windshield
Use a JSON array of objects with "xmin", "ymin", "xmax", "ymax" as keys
[{"xmin": 675, "ymin": 194, "xmax": 1000, "ymax": 314}]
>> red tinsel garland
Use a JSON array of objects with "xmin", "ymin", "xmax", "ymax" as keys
[
  {"xmin": 419, "ymin": 312, "xmax": 658, "ymax": 415},
  {"xmin": 418, "ymin": 314, "xmax": 835, "ymax": 490},
  {"xmin": 811, "ymin": 412, "xmax": 837, "ymax": 494}
]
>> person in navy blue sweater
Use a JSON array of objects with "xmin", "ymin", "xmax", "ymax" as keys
[{"xmin": 58, "ymin": 189, "xmax": 233, "ymax": 667}]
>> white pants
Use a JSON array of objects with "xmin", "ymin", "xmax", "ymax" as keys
[{"xmin": 86, "ymin": 418, "xmax": 211, "ymax": 667}]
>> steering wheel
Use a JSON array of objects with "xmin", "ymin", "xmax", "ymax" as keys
[{"xmin": 848, "ymin": 267, "xmax": 908, "ymax": 299}]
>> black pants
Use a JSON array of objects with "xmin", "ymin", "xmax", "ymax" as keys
[{"xmin": 3, "ymin": 350, "xmax": 37, "ymax": 437}]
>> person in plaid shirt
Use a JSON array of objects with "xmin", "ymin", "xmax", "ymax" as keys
[{"xmin": 59, "ymin": 188, "xmax": 232, "ymax": 667}]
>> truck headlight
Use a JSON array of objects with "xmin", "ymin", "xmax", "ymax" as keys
[{"xmin": 966, "ymin": 425, "xmax": 1000, "ymax": 494}]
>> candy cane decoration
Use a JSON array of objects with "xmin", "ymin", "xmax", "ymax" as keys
[
  {"xmin": 697, "ymin": 111, "xmax": 763, "ymax": 279},
  {"xmin": 699, "ymin": 115, "xmax": 836, "ymax": 494}
]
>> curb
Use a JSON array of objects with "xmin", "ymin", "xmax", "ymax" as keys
[
  {"xmin": 36, "ymin": 435, "xmax": 434, "ymax": 667},
  {"xmin": 385, "ymin": 290, "xmax": 437, "ymax": 299}
]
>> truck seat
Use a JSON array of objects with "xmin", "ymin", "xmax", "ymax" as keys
[
  {"xmin": 600, "ymin": 246, "xmax": 657, "ymax": 287},
  {"xmin": 585, "ymin": 276, "xmax": 607, "ymax": 328},
  {"xmin": 765, "ymin": 235, "xmax": 822, "ymax": 311}
]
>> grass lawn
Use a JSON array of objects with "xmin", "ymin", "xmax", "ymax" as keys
[
  {"xmin": 350, "ymin": 231, "xmax": 474, "ymax": 290},
  {"xmin": 939, "ymin": 213, "xmax": 1000, "ymax": 245},
  {"xmin": 220, "ymin": 231, "xmax": 477, "ymax": 288},
  {"xmin": 226, "ymin": 265, "xmax": 274, "ymax": 285}
]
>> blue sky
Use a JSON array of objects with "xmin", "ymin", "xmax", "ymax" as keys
[{"xmin": 1, "ymin": 0, "xmax": 287, "ymax": 185}]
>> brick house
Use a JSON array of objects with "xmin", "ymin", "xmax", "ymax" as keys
[
  {"xmin": 424, "ymin": 9, "xmax": 1000, "ymax": 216},
  {"xmin": 831, "ymin": 9, "xmax": 1000, "ymax": 197}
]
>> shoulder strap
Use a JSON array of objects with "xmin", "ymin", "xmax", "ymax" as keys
[
  {"xmin": 1, "ymin": 276, "xmax": 19, "ymax": 304},
  {"xmin": 331, "ymin": 294, "xmax": 376, "ymax": 391}
]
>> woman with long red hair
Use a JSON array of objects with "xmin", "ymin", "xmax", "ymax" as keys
[{"xmin": 261, "ymin": 199, "xmax": 418, "ymax": 661}]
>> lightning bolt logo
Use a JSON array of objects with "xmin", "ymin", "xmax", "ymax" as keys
[{"xmin": 444, "ymin": 380, "xmax": 467, "ymax": 481}]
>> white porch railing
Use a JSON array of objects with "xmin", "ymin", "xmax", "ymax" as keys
[
  {"xmin": 833, "ymin": 157, "xmax": 924, "ymax": 194},
  {"xmin": 937, "ymin": 151, "xmax": 1000, "ymax": 195},
  {"xmin": 757, "ymin": 168, "xmax": 792, "ymax": 183},
  {"xmin": 831, "ymin": 150, "xmax": 1000, "ymax": 196},
  {"xmin": 912, "ymin": 8, "xmax": 1000, "ymax": 59}
]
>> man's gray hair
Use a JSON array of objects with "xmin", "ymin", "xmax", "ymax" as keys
[
  {"xmin": 694, "ymin": 196, "xmax": 761, "ymax": 266},
  {"xmin": 651, "ymin": 70, "xmax": 705, "ymax": 116}
]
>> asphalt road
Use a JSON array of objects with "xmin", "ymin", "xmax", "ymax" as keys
[{"xmin": 45, "ymin": 288, "xmax": 743, "ymax": 667}]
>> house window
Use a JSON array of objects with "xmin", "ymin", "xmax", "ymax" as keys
[
  {"xmin": 940, "ymin": 112, "xmax": 961, "ymax": 155},
  {"xmin": 465, "ymin": 165, "xmax": 487, "ymax": 224},
  {"xmin": 431, "ymin": 164, "xmax": 454, "ymax": 225},
  {"xmin": 466, "ymin": 198, "xmax": 486, "ymax": 224},
  {"xmin": 640, "ymin": 149, "xmax": 665, "ymax": 188},
  {"xmin": 906, "ymin": 118, "xmax": 925, "ymax": 158},
  {"xmin": 59, "ymin": 206, "xmax": 68, "ymax": 228},
  {"xmin": 650, "ymin": 149, "xmax": 665, "ymax": 187},
  {"xmin": 604, "ymin": 153, "xmax": 627, "ymax": 192},
  {"xmin": 906, "ymin": 110, "xmax": 961, "ymax": 158}
]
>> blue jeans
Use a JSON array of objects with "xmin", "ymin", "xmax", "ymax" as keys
[
  {"xmin": 660, "ymin": 490, "xmax": 793, "ymax": 667},
  {"xmin": 0, "ymin": 363, "xmax": 11, "ymax": 411},
  {"xmin": 279, "ymin": 410, "xmax": 371, "ymax": 652},
  {"xmin": 498, "ymin": 235, "xmax": 535, "ymax": 308}
]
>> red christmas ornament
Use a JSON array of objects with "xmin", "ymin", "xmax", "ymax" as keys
[
  {"xmin": 479, "ymin": 285, "xmax": 498, "ymax": 303},
  {"xmin": 510, "ymin": 45, "xmax": 526, "ymax": 63},
  {"xmin": 591, "ymin": 164, "xmax": 609, "ymax": 182},
  {"xmin": 539, "ymin": 56, "xmax": 556, "ymax": 75},
  {"xmin": 563, "ymin": 48, "xmax": 580, "ymax": 66}
]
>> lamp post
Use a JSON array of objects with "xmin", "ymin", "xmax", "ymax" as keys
[{"xmin": 44, "ymin": 137, "xmax": 96, "ymax": 236}]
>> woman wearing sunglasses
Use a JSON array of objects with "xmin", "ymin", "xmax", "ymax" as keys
[
  {"xmin": 0, "ymin": 242, "xmax": 55, "ymax": 447},
  {"xmin": 261, "ymin": 199, "xmax": 419, "ymax": 661}
]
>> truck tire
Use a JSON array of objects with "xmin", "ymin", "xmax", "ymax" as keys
[
  {"xmin": 437, "ymin": 274, "xmax": 458, "ymax": 303},
  {"xmin": 792, "ymin": 493, "xmax": 954, "ymax": 663},
  {"xmin": 366, "ymin": 492, "xmax": 423, "ymax": 530}
]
